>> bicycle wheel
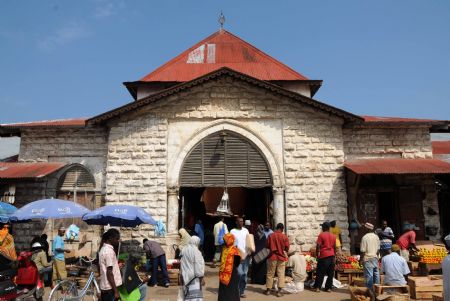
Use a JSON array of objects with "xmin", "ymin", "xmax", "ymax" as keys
[{"xmin": 48, "ymin": 280, "xmax": 79, "ymax": 301}]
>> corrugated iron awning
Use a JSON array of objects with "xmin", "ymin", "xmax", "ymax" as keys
[
  {"xmin": 0, "ymin": 162, "xmax": 67, "ymax": 179},
  {"xmin": 432, "ymin": 141, "xmax": 450, "ymax": 155},
  {"xmin": 344, "ymin": 158, "xmax": 450, "ymax": 175}
]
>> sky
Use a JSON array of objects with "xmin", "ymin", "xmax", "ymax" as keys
[{"xmin": 0, "ymin": 1, "xmax": 450, "ymax": 125}]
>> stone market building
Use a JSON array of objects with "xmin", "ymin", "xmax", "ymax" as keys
[{"xmin": 1, "ymin": 30, "xmax": 450, "ymax": 255}]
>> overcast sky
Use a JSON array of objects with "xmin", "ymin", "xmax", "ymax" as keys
[{"xmin": 1, "ymin": 1, "xmax": 449, "ymax": 158}]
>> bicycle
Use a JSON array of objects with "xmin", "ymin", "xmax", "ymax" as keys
[{"xmin": 48, "ymin": 257, "xmax": 100, "ymax": 301}]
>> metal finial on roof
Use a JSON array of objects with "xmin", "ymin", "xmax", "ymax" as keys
[{"xmin": 218, "ymin": 11, "xmax": 225, "ymax": 31}]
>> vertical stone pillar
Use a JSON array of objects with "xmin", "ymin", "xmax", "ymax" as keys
[
  {"xmin": 273, "ymin": 186, "xmax": 285, "ymax": 227},
  {"xmin": 167, "ymin": 186, "xmax": 179, "ymax": 234}
]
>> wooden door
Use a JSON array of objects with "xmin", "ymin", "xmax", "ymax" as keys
[{"xmin": 398, "ymin": 186, "xmax": 426, "ymax": 239}]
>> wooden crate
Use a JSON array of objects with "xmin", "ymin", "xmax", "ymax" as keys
[
  {"xmin": 337, "ymin": 269, "xmax": 364, "ymax": 284},
  {"xmin": 432, "ymin": 294, "xmax": 443, "ymax": 301},
  {"xmin": 374, "ymin": 284, "xmax": 410, "ymax": 301},
  {"xmin": 349, "ymin": 286, "xmax": 374, "ymax": 301},
  {"xmin": 408, "ymin": 276, "xmax": 443, "ymax": 300},
  {"xmin": 351, "ymin": 277, "xmax": 365, "ymax": 287},
  {"xmin": 407, "ymin": 261, "xmax": 421, "ymax": 276}
]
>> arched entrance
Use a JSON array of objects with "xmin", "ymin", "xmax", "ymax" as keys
[
  {"xmin": 54, "ymin": 163, "xmax": 96, "ymax": 230},
  {"xmin": 166, "ymin": 121, "xmax": 285, "ymax": 234},
  {"xmin": 175, "ymin": 129, "xmax": 277, "ymax": 260}
]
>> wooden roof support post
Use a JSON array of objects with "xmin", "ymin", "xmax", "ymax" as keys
[{"xmin": 346, "ymin": 170, "xmax": 361, "ymax": 254}]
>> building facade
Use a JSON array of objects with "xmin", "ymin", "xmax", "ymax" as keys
[{"xmin": 1, "ymin": 30, "xmax": 449, "ymax": 254}]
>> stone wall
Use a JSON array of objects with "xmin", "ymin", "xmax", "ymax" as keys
[
  {"xmin": 19, "ymin": 127, "xmax": 108, "ymax": 192},
  {"xmin": 106, "ymin": 75, "xmax": 349, "ymax": 252},
  {"xmin": 11, "ymin": 127, "xmax": 108, "ymax": 251},
  {"xmin": 343, "ymin": 126, "xmax": 433, "ymax": 160}
]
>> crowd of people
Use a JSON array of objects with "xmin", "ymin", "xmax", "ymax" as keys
[{"xmin": 1, "ymin": 217, "xmax": 450, "ymax": 301}]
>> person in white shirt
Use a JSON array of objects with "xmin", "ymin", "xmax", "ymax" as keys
[
  {"xmin": 99, "ymin": 229, "xmax": 122, "ymax": 301},
  {"xmin": 212, "ymin": 217, "xmax": 229, "ymax": 268},
  {"xmin": 230, "ymin": 217, "xmax": 250, "ymax": 298},
  {"xmin": 381, "ymin": 244, "xmax": 410, "ymax": 285},
  {"xmin": 443, "ymin": 234, "xmax": 450, "ymax": 301},
  {"xmin": 360, "ymin": 223, "xmax": 380, "ymax": 290}
]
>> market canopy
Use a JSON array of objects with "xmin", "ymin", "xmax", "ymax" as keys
[
  {"xmin": 10, "ymin": 199, "xmax": 91, "ymax": 221},
  {"xmin": 82, "ymin": 205, "xmax": 157, "ymax": 227},
  {"xmin": 344, "ymin": 158, "xmax": 450, "ymax": 175}
]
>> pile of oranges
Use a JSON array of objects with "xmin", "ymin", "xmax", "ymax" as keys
[{"xmin": 418, "ymin": 247, "xmax": 448, "ymax": 264}]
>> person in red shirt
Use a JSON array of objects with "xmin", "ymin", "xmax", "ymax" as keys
[
  {"xmin": 313, "ymin": 221, "xmax": 336, "ymax": 292},
  {"xmin": 264, "ymin": 223, "xmax": 290, "ymax": 297},
  {"xmin": 396, "ymin": 223, "xmax": 420, "ymax": 262}
]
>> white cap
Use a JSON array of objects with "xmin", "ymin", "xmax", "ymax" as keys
[
  {"xmin": 244, "ymin": 220, "xmax": 251, "ymax": 226},
  {"xmin": 32, "ymin": 242, "xmax": 42, "ymax": 248}
]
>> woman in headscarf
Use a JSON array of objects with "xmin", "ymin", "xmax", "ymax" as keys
[
  {"xmin": 179, "ymin": 228, "xmax": 191, "ymax": 251},
  {"xmin": 218, "ymin": 233, "xmax": 241, "ymax": 301},
  {"xmin": 180, "ymin": 236, "xmax": 205, "ymax": 301},
  {"xmin": 251, "ymin": 224, "xmax": 267, "ymax": 284},
  {"xmin": 0, "ymin": 224, "xmax": 17, "ymax": 260}
]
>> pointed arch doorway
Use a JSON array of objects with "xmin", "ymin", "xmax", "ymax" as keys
[{"xmin": 178, "ymin": 130, "xmax": 273, "ymax": 259}]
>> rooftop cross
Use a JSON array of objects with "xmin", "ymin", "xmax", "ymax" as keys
[{"xmin": 218, "ymin": 11, "xmax": 225, "ymax": 31}]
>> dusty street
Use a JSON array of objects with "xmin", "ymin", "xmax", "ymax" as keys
[{"xmin": 44, "ymin": 266, "xmax": 351, "ymax": 301}]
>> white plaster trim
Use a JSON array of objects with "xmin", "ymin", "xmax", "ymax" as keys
[{"xmin": 167, "ymin": 119, "xmax": 284, "ymax": 188}]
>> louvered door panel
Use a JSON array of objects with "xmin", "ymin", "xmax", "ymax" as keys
[
  {"xmin": 179, "ymin": 131, "xmax": 272, "ymax": 187},
  {"xmin": 226, "ymin": 135, "xmax": 249, "ymax": 185}
]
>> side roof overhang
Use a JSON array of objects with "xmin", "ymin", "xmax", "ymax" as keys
[
  {"xmin": 0, "ymin": 162, "xmax": 67, "ymax": 180},
  {"xmin": 0, "ymin": 118, "xmax": 88, "ymax": 137},
  {"xmin": 89, "ymin": 67, "xmax": 362, "ymax": 125}
]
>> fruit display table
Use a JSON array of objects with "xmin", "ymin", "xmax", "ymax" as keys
[
  {"xmin": 418, "ymin": 262, "xmax": 442, "ymax": 276},
  {"xmin": 336, "ymin": 269, "xmax": 364, "ymax": 285}
]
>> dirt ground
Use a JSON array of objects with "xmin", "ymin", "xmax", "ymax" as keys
[{"xmin": 44, "ymin": 266, "xmax": 352, "ymax": 301}]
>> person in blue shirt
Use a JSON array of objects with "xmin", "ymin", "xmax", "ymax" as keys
[
  {"xmin": 381, "ymin": 244, "xmax": 410, "ymax": 286},
  {"xmin": 52, "ymin": 226, "xmax": 70, "ymax": 287},
  {"xmin": 194, "ymin": 219, "xmax": 205, "ymax": 249}
]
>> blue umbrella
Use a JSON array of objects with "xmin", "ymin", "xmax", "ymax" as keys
[
  {"xmin": 82, "ymin": 205, "xmax": 156, "ymax": 227},
  {"xmin": 0, "ymin": 202, "xmax": 17, "ymax": 223},
  {"xmin": 10, "ymin": 199, "xmax": 91, "ymax": 221}
]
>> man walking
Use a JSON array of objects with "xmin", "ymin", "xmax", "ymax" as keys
[
  {"xmin": 212, "ymin": 217, "xmax": 228, "ymax": 268},
  {"xmin": 360, "ymin": 223, "xmax": 380, "ymax": 289},
  {"xmin": 313, "ymin": 221, "xmax": 336, "ymax": 293},
  {"xmin": 264, "ymin": 223, "xmax": 290, "ymax": 297},
  {"xmin": 99, "ymin": 229, "xmax": 122, "ymax": 301},
  {"xmin": 52, "ymin": 226, "xmax": 70, "ymax": 286},
  {"xmin": 143, "ymin": 238, "xmax": 170, "ymax": 287},
  {"xmin": 230, "ymin": 217, "xmax": 250, "ymax": 298}
]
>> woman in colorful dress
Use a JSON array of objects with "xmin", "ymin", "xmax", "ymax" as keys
[{"xmin": 218, "ymin": 233, "xmax": 241, "ymax": 301}]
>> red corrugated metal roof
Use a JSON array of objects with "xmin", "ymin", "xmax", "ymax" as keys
[
  {"xmin": 344, "ymin": 158, "xmax": 450, "ymax": 174},
  {"xmin": 0, "ymin": 162, "xmax": 67, "ymax": 179},
  {"xmin": 0, "ymin": 118, "xmax": 87, "ymax": 128},
  {"xmin": 138, "ymin": 30, "xmax": 309, "ymax": 82},
  {"xmin": 432, "ymin": 141, "xmax": 450, "ymax": 155},
  {"xmin": 362, "ymin": 115, "xmax": 442, "ymax": 123}
]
